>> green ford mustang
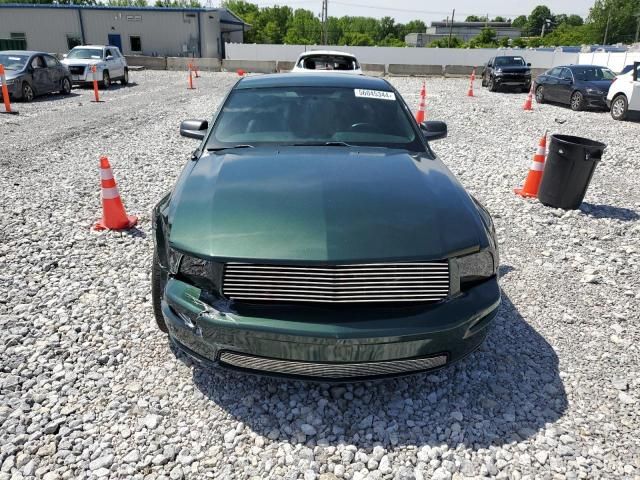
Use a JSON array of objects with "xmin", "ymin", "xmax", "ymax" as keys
[{"xmin": 152, "ymin": 73, "xmax": 500, "ymax": 381}]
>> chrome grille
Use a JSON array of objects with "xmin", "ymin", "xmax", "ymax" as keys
[
  {"xmin": 68, "ymin": 66, "xmax": 85, "ymax": 75},
  {"xmin": 223, "ymin": 261, "xmax": 449, "ymax": 303},
  {"xmin": 219, "ymin": 351, "xmax": 448, "ymax": 378}
]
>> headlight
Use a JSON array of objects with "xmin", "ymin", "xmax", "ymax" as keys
[
  {"xmin": 168, "ymin": 248, "xmax": 216, "ymax": 291},
  {"xmin": 167, "ymin": 248, "xmax": 183, "ymax": 274},
  {"xmin": 3, "ymin": 79, "xmax": 15, "ymax": 85},
  {"xmin": 586, "ymin": 87, "xmax": 603, "ymax": 95},
  {"xmin": 494, "ymin": 69, "xmax": 503, "ymax": 76},
  {"xmin": 456, "ymin": 250, "xmax": 496, "ymax": 287}
]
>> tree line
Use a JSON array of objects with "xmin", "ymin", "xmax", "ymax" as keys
[{"xmin": 222, "ymin": 0, "xmax": 639, "ymax": 47}]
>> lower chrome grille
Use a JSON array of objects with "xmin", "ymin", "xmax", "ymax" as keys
[
  {"xmin": 68, "ymin": 66, "xmax": 85, "ymax": 75},
  {"xmin": 219, "ymin": 351, "xmax": 448, "ymax": 379},
  {"xmin": 223, "ymin": 261, "xmax": 450, "ymax": 303}
]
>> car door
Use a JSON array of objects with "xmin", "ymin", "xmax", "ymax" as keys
[
  {"xmin": 115, "ymin": 48, "xmax": 127, "ymax": 75},
  {"xmin": 44, "ymin": 55, "xmax": 63, "ymax": 92},
  {"xmin": 556, "ymin": 68, "xmax": 574, "ymax": 105},
  {"xmin": 29, "ymin": 55, "xmax": 51, "ymax": 94},
  {"xmin": 105, "ymin": 48, "xmax": 122, "ymax": 79},
  {"xmin": 485, "ymin": 57, "xmax": 494, "ymax": 83},
  {"xmin": 543, "ymin": 67, "xmax": 562, "ymax": 101},
  {"xmin": 629, "ymin": 64, "xmax": 640, "ymax": 111}
]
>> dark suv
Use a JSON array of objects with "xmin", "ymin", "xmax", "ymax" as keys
[{"xmin": 482, "ymin": 55, "xmax": 532, "ymax": 92}]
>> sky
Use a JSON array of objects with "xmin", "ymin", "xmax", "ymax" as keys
[{"xmin": 232, "ymin": 0, "xmax": 595, "ymax": 23}]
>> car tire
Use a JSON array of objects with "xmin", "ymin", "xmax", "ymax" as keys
[
  {"xmin": 21, "ymin": 82, "xmax": 35, "ymax": 102},
  {"xmin": 60, "ymin": 77, "xmax": 72, "ymax": 95},
  {"xmin": 151, "ymin": 250, "xmax": 169, "ymax": 333},
  {"xmin": 535, "ymin": 85, "xmax": 545, "ymax": 103},
  {"xmin": 488, "ymin": 77, "xmax": 497, "ymax": 92},
  {"xmin": 610, "ymin": 94, "xmax": 628, "ymax": 121},
  {"xmin": 102, "ymin": 70, "xmax": 111, "ymax": 89},
  {"xmin": 120, "ymin": 69, "xmax": 129, "ymax": 86},
  {"xmin": 570, "ymin": 91, "xmax": 584, "ymax": 111},
  {"xmin": 481, "ymin": 76, "xmax": 487, "ymax": 87}
]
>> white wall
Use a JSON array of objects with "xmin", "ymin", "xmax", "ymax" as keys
[
  {"xmin": 82, "ymin": 10, "xmax": 199, "ymax": 57},
  {"xmin": 0, "ymin": 8, "xmax": 80, "ymax": 54},
  {"xmin": 224, "ymin": 43, "xmax": 580, "ymax": 68},
  {"xmin": 578, "ymin": 51, "xmax": 640, "ymax": 73}
]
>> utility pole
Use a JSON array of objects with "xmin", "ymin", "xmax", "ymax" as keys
[
  {"xmin": 448, "ymin": 9, "xmax": 455, "ymax": 48},
  {"xmin": 321, "ymin": 0, "xmax": 328, "ymax": 45},
  {"xmin": 603, "ymin": 10, "xmax": 611, "ymax": 45},
  {"xmin": 634, "ymin": 11, "xmax": 640, "ymax": 43}
]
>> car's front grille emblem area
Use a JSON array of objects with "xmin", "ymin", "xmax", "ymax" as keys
[
  {"xmin": 68, "ymin": 66, "xmax": 85, "ymax": 75},
  {"xmin": 219, "ymin": 351, "xmax": 448, "ymax": 379},
  {"xmin": 223, "ymin": 261, "xmax": 450, "ymax": 303}
]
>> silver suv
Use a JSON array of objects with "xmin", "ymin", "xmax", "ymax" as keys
[{"xmin": 61, "ymin": 45, "xmax": 128, "ymax": 88}]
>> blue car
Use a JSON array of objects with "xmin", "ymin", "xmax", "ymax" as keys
[{"xmin": 534, "ymin": 64, "xmax": 616, "ymax": 111}]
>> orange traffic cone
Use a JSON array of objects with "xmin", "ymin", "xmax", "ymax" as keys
[
  {"xmin": 514, "ymin": 133, "xmax": 547, "ymax": 198},
  {"xmin": 94, "ymin": 157, "xmax": 138, "ymax": 230},
  {"xmin": 523, "ymin": 83, "xmax": 534, "ymax": 111},
  {"xmin": 415, "ymin": 81, "xmax": 426, "ymax": 123},
  {"xmin": 187, "ymin": 65, "xmax": 195, "ymax": 90},
  {"xmin": 467, "ymin": 69, "xmax": 475, "ymax": 97}
]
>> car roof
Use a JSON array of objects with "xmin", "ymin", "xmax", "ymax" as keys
[
  {"xmin": 0, "ymin": 50, "xmax": 47, "ymax": 56},
  {"xmin": 298, "ymin": 50, "xmax": 356, "ymax": 58},
  {"xmin": 235, "ymin": 73, "xmax": 391, "ymax": 90},
  {"xmin": 554, "ymin": 64, "xmax": 611, "ymax": 69}
]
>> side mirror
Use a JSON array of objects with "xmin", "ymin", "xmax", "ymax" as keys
[
  {"xmin": 62, "ymin": 54, "xmax": 68, "ymax": 59},
  {"xmin": 527, "ymin": 62, "xmax": 531, "ymax": 67},
  {"xmin": 106, "ymin": 55, "xmax": 114, "ymax": 61},
  {"xmin": 420, "ymin": 121, "xmax": 447, "ymax": 142},
  {"xmin": 180, "ymin": 119, "xmax": 208, "ymax": 140}
]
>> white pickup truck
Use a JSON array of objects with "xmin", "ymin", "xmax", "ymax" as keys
[
  {"xmin": 607, "ymin": 61, "xmax": 640, "ymax": 121},
  {"xmin": 61, "ymin": 45, "xmax": 128, "ymax": 88}
]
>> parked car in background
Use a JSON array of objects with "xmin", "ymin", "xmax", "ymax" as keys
[
  {"xmin": 534, "ymin": 65, "xmax": 615, "ymax": 111},
  {"xmin": 0, "ymin": 50, "xmax": 72, "ymax": 102},
  {"xmin": 291, "ymin": 50, "xmax": 362, "ymax": 74},
  {"xmin": 607, "ymin": 61, "xmax": 640, "ymax": 121},
  {"xmin": 152, "ymin": 73, "xmax": 500, "ymax": 382},
  {"xmin": 481, "ymin": 56, "xmax": 532, "ymax": 92},
  {"xmin": 61, "ymin": 45, "xmax": 128, "ymax": 88}
]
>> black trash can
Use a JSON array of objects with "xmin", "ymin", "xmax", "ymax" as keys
[{"xmin": 538, "ymin": 134, "xmax": 606, "ymax": 210}]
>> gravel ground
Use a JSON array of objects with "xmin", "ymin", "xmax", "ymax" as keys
[{"xmin": 1, "ymin": 70, "xmax": 639, "ymax": 480}]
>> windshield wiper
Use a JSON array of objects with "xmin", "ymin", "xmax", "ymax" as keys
[
  {"xmin": 290, "ymin": 141, "xmax": 352, "ymax": 147},
  {"xmin": 207, "ymin": 144, "xmax": 254, "ymax": 152}
]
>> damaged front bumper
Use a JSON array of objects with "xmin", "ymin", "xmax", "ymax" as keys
[{"xmin": 160, "ymin": 276, "xmax": 501, "ymax": 382}]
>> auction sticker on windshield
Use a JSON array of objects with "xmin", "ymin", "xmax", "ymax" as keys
[{"xmin": 354, "ymin": 89, "xmax": 395, "ymax": 100}]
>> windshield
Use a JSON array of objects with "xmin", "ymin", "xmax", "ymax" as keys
[
  {"xmin": 208, "ymin": 86, "xmax": 421, "ymax": 150},
  {"xmin": 572, "ymin": 66, "xmax": 615, "ymax": 81},
  {"xmin": 0, "ymin": 53, "xmax": 29, "ymax": 71},
  {"xmin": 299, "ymin": 55, "xmax": 359, "ymax": 71},
  {"xmin": 67, "ymin": 48, "xmax": 103, "ymax": 60},
  {"xmin": 495, "ymin": 56, "xmax": 526, "ymax": 67}
]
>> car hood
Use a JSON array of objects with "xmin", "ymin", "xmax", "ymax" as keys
[
  {"xmin": 168, "ymin": 147, "xmax": 489, "ymax": 263},
  {"xmin": 3, "ymin": 70, "xmax": 24, "ymax": 81},
  {"xmin": 496, "ymin": 66, "xmax": 529, "ymax": 73},
  {"xmin": 61, "ymin": 58, "xmax": 103, "ymax": 66}
]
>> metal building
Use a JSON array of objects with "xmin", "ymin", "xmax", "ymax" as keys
[
  {"xmin": 0, "ymin": 4, "xmax": 247, "ymax": 58},
  {"xmin": 406, "ymin": 21, "xmax": 522, "ymax": 47}
]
